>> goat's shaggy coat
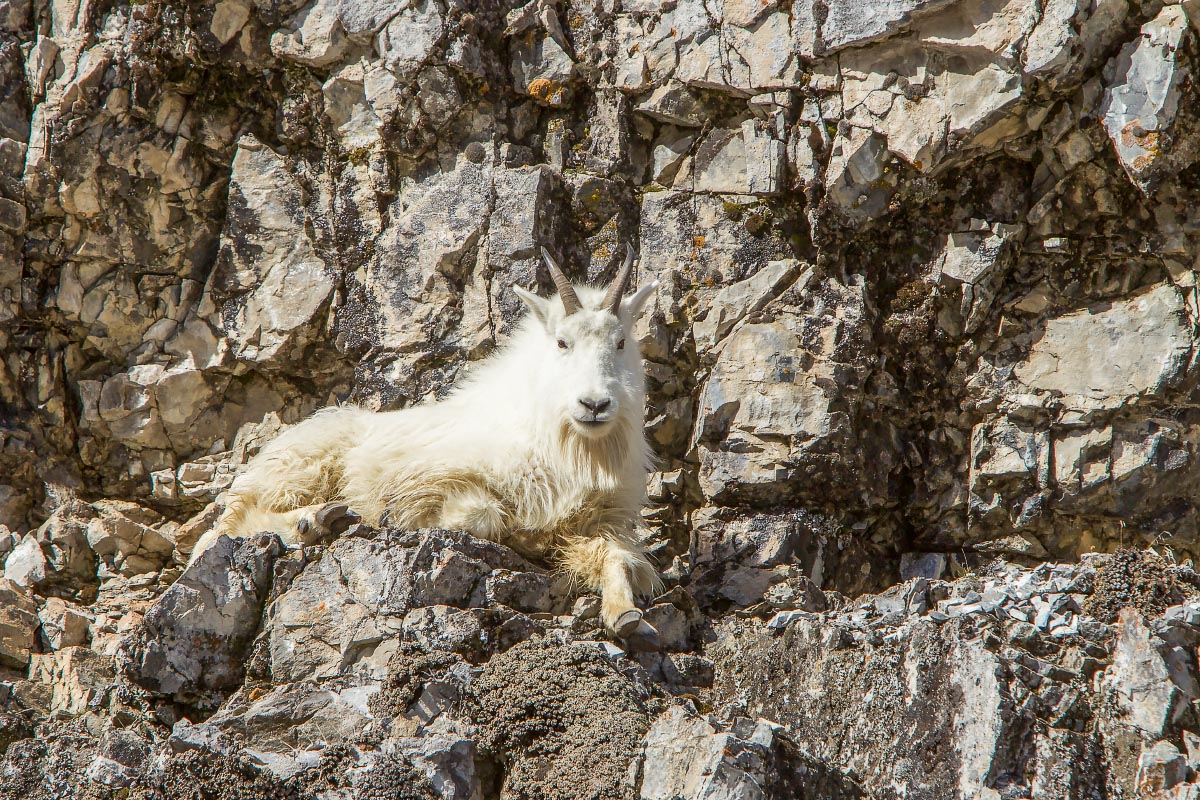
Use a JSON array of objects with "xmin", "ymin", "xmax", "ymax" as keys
[{"xmin": 192, "ymin": 260, "xmax": 661, "ymax": 635}]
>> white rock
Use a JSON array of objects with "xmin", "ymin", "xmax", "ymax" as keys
[
  {"xmin": 376, "ymin": 0, "xmax": 444, "ymax": 79},
  {"xmin": 936, "ymin": 223, "xmax": 1023, "ymax": 332},
  {"xmin": 1106, "ymin": 609, "xmax": 1185, "ymax": 737},
  {"xmin": 509, "ymin": 26, "xmax": 575, "ymax": 105},
  {"xmin": 650, "ymin": 129, "xmax": 695, "ymax": 185},
  {"xmin": 269, "ymin": 0, "xmax": 347, "ymax": 67},
  {"xmin": 322, "ymin": 62, "xmax": 381, "ymax": 149},
  {"xmin": 816, "ymin": 0, "xmax": 957, "ymax": 53},
  {"xmin": 1014, "ymin": 282, "xmax": 1191, "ymax": 410},
  {"xmin": 693, "ymin": 260, "xmax": 807, "ymax": 350},
  {"xmin": 1023, "ymin": 0, "xmax": 1082, "ymax": 77},
  {"xmin": 636, "ymin": 82, "xmax": 705, "ymax": 127},
  {"xmin": 38, "ymin": 596, "xmax": 91, "ymax": 649},
  {"xmin": 1101, "ymin": 5, "xmax": 1196, "ymax": 193},
  {"xmin": 692, "ymin": 120, "xmax": 784, "ymax": 195},
  {"xmin": 824, "ymin": 125, "xmax": 892, "ymax": 218},
  {"xmin": 220, "ymin": 135, "xmax": 335, "ymax": 365},
  {"xmin": 85, "ymin": 500, "xmax": 173, "ymax": 577},
  {"xmin": 4, "ymin": 534, "xmax": 46, "ymax": 589},
  {"xmin": 641, "ymin": 706, "xmax": 771, "ymax": 800}
]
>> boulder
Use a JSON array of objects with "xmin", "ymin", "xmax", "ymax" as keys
[{"xmin": 120, "ymin": 533, "xmax": 283, "ymax": 703}]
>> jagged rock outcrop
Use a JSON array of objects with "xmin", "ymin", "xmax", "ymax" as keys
[
  {"xmin": 5, "ymin": 525, "xmax": 1200, "ymax": 799},
  {"xmin": 4, "ymin": 0, "xmax": 1200, "ymax": 796}
]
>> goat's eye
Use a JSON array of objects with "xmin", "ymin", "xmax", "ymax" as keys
[
  {"xmin": 616, "ymin": 338, "xmax": 625, "ymax": 350},
  {"xmin": 557, "ymin": 339, "xmax": 568, "ymax": 350}
]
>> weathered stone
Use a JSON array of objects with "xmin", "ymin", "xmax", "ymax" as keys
[
  {"xmin": 86, "ymin": 500, "xmax": 173, "ymax": 577},
  {"xmin": 268, "ymin": 528, "xmax": 542, "ymax": 682},
  {"xmin": 3, "ymin": 534, "xmax": 46, "ymax": 589},
  {"xmin": 390, "ymin": 735, "xmax": 481, "ymax": 800},
  {"xmin": 270, "ymin": 0, "xmax": 350, "ymax": 66},
  {"xmin": 210, "ymin": 0, "xmax": 251, "ymax": 45},
  {"xmin": 120, "ymin": 533, "xmax": 283, "ymax": 703},
  {"xmin": 1105, "ymin": 608, "xmax": 1184, "ymax": 737},
  {"xmin": 0, "ymin": 578, "xmax": 37, "ymax": 668},
  {"xmin": 1137, "ymin": 740, "xmax": 1187, "ymax": 794},
  {"xmin": 641, "ymin": 706, "xmax": 774, "ymax": 800},
  {"xmin": 201, "ymin": 681, "xmax": 378, "ymax": 775},
  {"xmin": 692, "ymin": 273, "xmax": 873, "ymax": 507},
  {"xmin": 86, "ymin": 729, "xmax": 150, "ymax": 788},
  {"xmin": 710, "ymin": 613, "xmax": 1017, "ymax": 797},
  {"xmin": 1013, "ymin": 283, "xmax": 1191, "ymax": 411},
  {"xmin": 376, "ymin": 1, "xmax": 444, "ymax": 78},
  {"xmin": 636, "ymin": 82, "xmax": 705, "ymax": 127},
  {"xmin": 27, "ymin": 647, "xmax": 114, "ymax": 715},
  {"xmin": 217, "ymin": 135, "xmax": 335, "ymax": 365},
  {"xmin": 38, "ymin": 596, "xmax": 91, "ymax": 650},
  {"xmin": 693, "ymin": 260, "xmax": 808, "ymax": 350},
  {"xmin": 1101, "ymin": 5, "xmax": 1198, "ymax": 193},
  {"xmin": 510, "ymin": 27, "xmax": 575, "ymax": 107},
  {"xmin": 840, "ymin": 37, "xmax": 1026, "ymax": 172},
  {"xmin": 824, "ymin": 125, "xmax": 894, "ymax": 218},
  {"xmin": 814, "ymin": 0, "xmax": 957, "ymax": 53},
  {"xmin": 935, "ymin": 222, "xmax": 1023, "ymax": 332},
  {"xmin": 691, "ymin": 121, "xmax": 785, "ymax": 195}
]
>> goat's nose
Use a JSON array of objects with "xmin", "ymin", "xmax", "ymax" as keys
[{"xmin": 579, "ymin": 397, "xmax": 612, "ymax": 414}]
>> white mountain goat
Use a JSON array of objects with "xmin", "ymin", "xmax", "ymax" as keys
[{"xmin": 190, "ymin": 247, "xmax": 662, "ymax": 638}]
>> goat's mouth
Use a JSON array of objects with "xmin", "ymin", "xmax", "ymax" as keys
[{"xmin": 571, "ymin": 415, "xmax": 615, "ymax": 434}]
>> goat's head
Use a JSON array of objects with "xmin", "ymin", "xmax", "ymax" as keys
[{"xmin": 513, "ymin": 245, "xmax": 657, "ymax": 439}]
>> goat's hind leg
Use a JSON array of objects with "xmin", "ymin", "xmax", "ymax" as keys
[
  {"xmin": 251, "ymin": 502, "xmax": 361, "ymax": 549},
  {"xmin": 190, "ymin": 500, "xmax": 359, "ymax": 566},
  {"xmin": 295, "ymin": 502, "xmax": 361, "ymax": 544}
]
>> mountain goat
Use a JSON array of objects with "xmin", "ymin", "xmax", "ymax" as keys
[{"xmin": 190, "ymin": 247, "xmax": 662, "ymax": 638}]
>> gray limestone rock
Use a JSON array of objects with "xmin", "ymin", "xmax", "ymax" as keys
[
  {"xmin": 119, "ymin": 532, "xmax": 283, "ymax": 704},
  {"xmin": 267, "ymin": 528, "xmax": 551, "ymax": 682},
  {"xmin": 1101, "ymin": 5, "xmax": 1199, "ymax": 193},
  {"xmin": 0, "ymin": 578, "xmax": 37, "ymax": 668}
]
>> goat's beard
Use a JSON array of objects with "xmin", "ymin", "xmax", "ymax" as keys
[{"xmin": 555, "ymin": 416, "xmax": 633, "ymax": 476}]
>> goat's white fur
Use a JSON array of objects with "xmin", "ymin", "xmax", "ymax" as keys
[{"xmin": 190, "ymin": 274, "xmax": 661, "ymax": 634}]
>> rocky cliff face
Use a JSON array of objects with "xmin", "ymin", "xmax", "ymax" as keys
[{"xmin": 4, "ymin": 0, "xmax": 1200, "ymax": 797}]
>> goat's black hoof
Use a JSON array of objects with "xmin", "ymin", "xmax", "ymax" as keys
[
  {"xmin": 614, "ymin": 609, "xmax": 644, "ymax": 638},
  {"xmin": 315, "ymin": 503, "xmax": 360, "ymax": 535}
]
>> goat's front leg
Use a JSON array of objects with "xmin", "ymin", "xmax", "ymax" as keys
[{"xmin": 561, "ymin": 534, "xmax": 660, "ymax": 639}]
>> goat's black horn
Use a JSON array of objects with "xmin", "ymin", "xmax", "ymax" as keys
[
  {"xmin": 602, "ymin": 244, "xmax": 636, "ymax": 315},
  {"xmin": 540, "ymin": 247, "xmax": 582, "ymax": 315}
]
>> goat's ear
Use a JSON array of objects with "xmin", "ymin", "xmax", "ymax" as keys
[
  {"xmin": 513, "ymin": 285, "xmax": 553, "ymax": 329},
  {"xmin": 622, "ymin": 280, "xmax": 659, "ymax": 319}
]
